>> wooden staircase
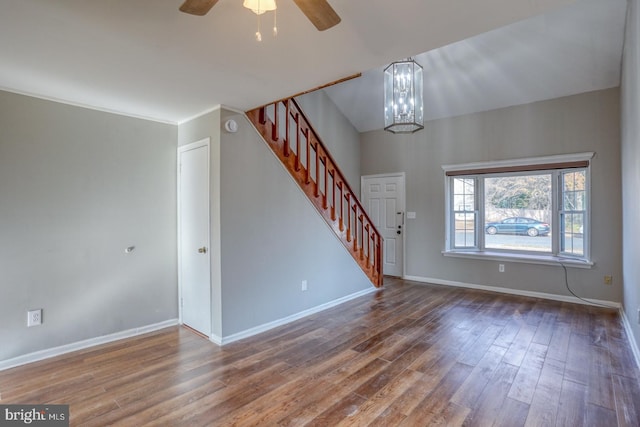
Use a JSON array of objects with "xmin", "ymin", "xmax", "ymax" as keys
[{"xmin": 246, "ymin": 98, "xmax": 383, "ymax": 287}]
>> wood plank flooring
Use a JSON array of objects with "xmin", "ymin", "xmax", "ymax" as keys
[{"xmin": 1, "ymin": 278, "xmax": 639, "ymax": 426}]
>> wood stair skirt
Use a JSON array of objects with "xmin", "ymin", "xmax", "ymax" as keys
[{"xmin": 246, "ymin": 98, "xmax": 383, "ymax": 287}]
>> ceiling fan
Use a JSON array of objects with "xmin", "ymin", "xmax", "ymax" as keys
[{"xmin": 179, "ymin": 0, "xmax": 341, "ymax": 31}]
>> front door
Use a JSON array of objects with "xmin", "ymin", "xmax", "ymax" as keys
[
  {"xmin": 178, "ymin": 139, "xmax": 211, "ymax": 337},
  {"xmin": 362, "ymin": 174, "xmax": 405, "ymax": 277}
]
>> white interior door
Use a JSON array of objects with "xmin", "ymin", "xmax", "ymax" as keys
[
  {"xmin": 178, "ymin": 140, "xmax": 211, "ymax": 337},
  {"xmin": 362, "ymin": 174, "xmax": 405, "ymax": 277}
]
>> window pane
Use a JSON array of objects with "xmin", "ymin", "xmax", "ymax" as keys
[
  {"xmin": 563, "ymin": 170, "xmax": 586, "ymax": 210},
  {"xmin": 453, "ymin": 178, "xmax": 476, "ymax": 248},
  {"xmin": 455, "ymin": 212, "xmax": 476, "ymax": 248},
  {"xmin": 561, "ymin": 213, "xmax": 584, "ymax": 255},
  {"xmin": 563, "ymin": 192, "xmax": 576, "ymax": 210},
  {"xmin": 484, "ymin": 174, "xmax": 552, "ymax": 252},
  {"xmin": 464, "ymin": 194, "xmax": 474, "ymax": 208},
  {"xmin": 561, "ymin": 170, "xmax": 586, "ymax": 257},
  {"xmin": 454, "ymin": 178, "xmax": 474, "ymax": 197}
]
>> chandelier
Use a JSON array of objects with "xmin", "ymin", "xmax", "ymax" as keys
[
  {"xmin": 243, "ymin": 0, "xmax": 277, "ymax": 41},
  {"xmin": 384, "ymin": 58, "xmax": 424, "ymax": 133}
]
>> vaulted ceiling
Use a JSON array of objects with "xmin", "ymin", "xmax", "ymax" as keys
[
  {"xmin": 327, "ymin": 0, "xmax": 627, "ymax": 132},
  {"xmin": 0, "ymin": 0, "xmax": 626, "ymax": 130}
]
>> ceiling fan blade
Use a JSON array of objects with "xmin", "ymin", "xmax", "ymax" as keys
[
  {"xmin": 179, "ymin": 0, "xmax": 220, "ymax": 16},
  {"xmin": 292, "ymin": 0, "xmax": 341, "ymax": 31}
]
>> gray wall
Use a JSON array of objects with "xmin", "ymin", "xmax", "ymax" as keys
[
  {"xmin": 296, "ymin": 90, "xmax": 362, "ymax": 194},
  {"xmin": 0, "ymin": 90, "xmax": 178, "ymax": 362},
  {"xmin": 621, "ymin": 0, "xmax": 640, "ymax": 350},
  {"xmin": 361, "ymin": 88, "xmax": 622, "ymax": 302},
  {"xmin": 218, "ymin": 109, "xmax": 371, "ymax": 336},
  {"xmin": 178, "ymin": 103, "xmax": 371, "ymax": 339}
]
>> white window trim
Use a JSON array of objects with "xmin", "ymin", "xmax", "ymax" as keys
[
  {"xmin": 441, "ymin": 250, "xmax": 594, "ymax": 269},
  {"xmin": 442, "ymin": 152, "xmax": 595, "ymax": 269},
  {"xmin": 442, "ymin": 152, "xmax": 595, "ymax": 175}
]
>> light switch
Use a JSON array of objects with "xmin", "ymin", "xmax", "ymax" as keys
[{"xmin": 407, "ymin": 212, "xmax": 416, "ymax": 219}]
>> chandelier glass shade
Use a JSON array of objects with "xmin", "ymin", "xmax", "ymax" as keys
[{"xmin": 384, "ymin": 58, "xmax": 424, "ymax": 134}]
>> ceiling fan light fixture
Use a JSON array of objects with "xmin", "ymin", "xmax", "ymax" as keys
[
  {"xmin": 384, "ymin": 58, "xmax": 424, "ymax": 134},
  {"xmin": 243, "ymin": 0, "xmax": 277, "ymax": 42},
  {"xmin": 243, "ymin": 0, "xmax": 277, "ymax": 15},
  {"xmin": 179, "ymin": 0, "xmax": 341, "ymax": 32}
]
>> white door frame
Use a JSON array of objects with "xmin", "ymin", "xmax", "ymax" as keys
[
  {"xmin": 177, "ymin": 138, "xmax": 211, "ymax": 335},
  {"xmin": 361, "ymin": 172, "xmax": 406, "ymax": 278}
]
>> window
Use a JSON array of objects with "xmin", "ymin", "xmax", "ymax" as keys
[
  {"xmin": 484, "ymin": 173, "xmax": 552, "ymax": 253},
  {"xmin": 560, "ymin": 170, "xmax": 587, "ymax": 257},
  {"xmin": 452, "ymin": 178, "xmax": 476, "ymax": 248},
  {"xmin": 443, "ymin": 153, "xmax": 593, "ymax": 264}
]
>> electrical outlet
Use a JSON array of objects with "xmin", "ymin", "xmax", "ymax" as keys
[
  {"xmin": 27, "ymin": 309, "xmax": 42, "ymax": 327},
  {"xmin": 498, "ymin": 264, "xmax": 505, "ymax": 273},
  {"xmin": 301, "ymin": 280, "xmax": 308, "ymax": 291},
  {"xmin": 604, "ymin": 275, "xmax": 613, "ymax": 285}
]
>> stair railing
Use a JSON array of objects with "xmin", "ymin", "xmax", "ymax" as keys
[{"xmin": 246, "ymin": 98, "xmax": 383, "ymax": 287}]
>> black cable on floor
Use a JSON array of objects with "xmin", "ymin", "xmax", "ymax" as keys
[{"xmin": 560, "ymin": 262, "xmax": 613, "ymax": 308}]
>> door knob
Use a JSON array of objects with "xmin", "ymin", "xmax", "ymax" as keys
[
  {"xmin": 198, "ymin": 247, "xmax": 208, "ymax": 254},
  {"xmin": 397, "ymin": 231, "xmax": 401, "ymax": 235}
]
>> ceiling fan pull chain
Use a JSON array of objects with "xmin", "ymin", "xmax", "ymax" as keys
[
  {"xmin": 273, "ymin": 8, "xmax": 278, "ymax": 37},
  {"xmin": 255, "ymin": 3, "xmax": 262, "ymax": 42}
]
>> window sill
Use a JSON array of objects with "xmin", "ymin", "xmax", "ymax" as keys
[{"xmin": 442, "ymin": 250, "xmax": 594, "ymax": 269}]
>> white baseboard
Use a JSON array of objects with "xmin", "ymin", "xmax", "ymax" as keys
[
  {"xmin": 214, "ymin": 287, "xmax": 377, "ymax": 346},
  {"xmin": 0, "ymin": 319, "xmax": 179, "ymax": 371},
  {"xmin": 620, "ymin": 308, "xmax": 640, "ymax": 372},
  {"xmin": 1, "ymin": 287, "xmax": 378, "ymax": 369},
  {"xmin": 403, "ymin": 275, "xmax": 621, "ymax": 309},
  {"xmin": 210, "ymin": 333, "xmax": 223, "ymax": 346}
]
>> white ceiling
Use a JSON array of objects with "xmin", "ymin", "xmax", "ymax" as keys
[
  {"xmin": 0, "ymin": 0, "xmax": 624, "ymax": 130},
  {"xmin": 325, "ymin": 0, "xmax": 628, "ymax": 132}
]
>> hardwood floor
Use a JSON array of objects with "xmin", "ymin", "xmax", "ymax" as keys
[{"xmin": 1, "ymin": 278, "xmax": 639, "ymax": 426}]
